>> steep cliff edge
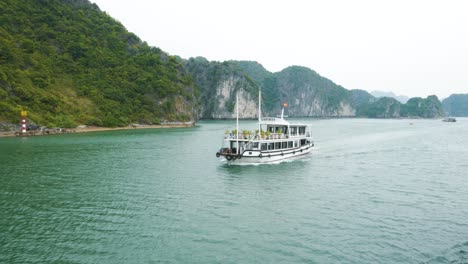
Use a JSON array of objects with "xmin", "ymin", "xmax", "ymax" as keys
[
  {"xmin": 184, "ymin": 57, "xmax": 258, "ymax": 119},
  {"xmin": 271, "ymin": 66, "xmax": 355, "ymax": 117},
  {"xmin": 233, "ymin": 62, "xmax": 358, "ymax": 117},
  {"xmin": 188, "ymin": 59, "xmax": 446, "ymax": 119}
]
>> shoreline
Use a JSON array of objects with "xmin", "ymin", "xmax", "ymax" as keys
[{"xmin": 0, "ymin": 122, "xmax": 195, "ymax": 138}]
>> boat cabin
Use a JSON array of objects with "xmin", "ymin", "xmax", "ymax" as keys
[{"xmin": 220, "ymin": 117, "xmax": 312, "ymax": 155}]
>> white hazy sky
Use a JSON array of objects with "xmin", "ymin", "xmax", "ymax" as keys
[{"xmin": 91, "ymin": 0, "xmax": 468, "ymax": 99}]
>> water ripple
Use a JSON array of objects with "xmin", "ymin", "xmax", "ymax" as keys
[{"xmin": 2, "ymin": 119, "xmax": 468, "ymax": 263}]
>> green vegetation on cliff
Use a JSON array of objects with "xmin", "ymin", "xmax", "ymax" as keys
[
  {"xmin": 401, "ymin": 96, "xmax": 445, "ymax": 118},
  {"xmin": 234, "ymin": 62, "xmax": 353, "ymax": 116},
  {"xmin": 0, "ymin": 1, "xmax": 448, "ymax": 125},
  {"xmin": 231, "ymin": 61, "xmax": 446, "ymax": 118},
  {"xmin": 357, "ymin": 97, "xmax": 401, "ymax": 118},
  {"xmin": 0, "ymin": 0, "xmax": 197, "ymax": 127},
  {"xmin": 357, "ymin": 95, "xmax": 445, "ymax": 118}
]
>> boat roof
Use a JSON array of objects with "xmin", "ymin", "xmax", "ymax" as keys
[{"xmin": 259, "ymin": 117, "xmax": 309, "ymax": 127}]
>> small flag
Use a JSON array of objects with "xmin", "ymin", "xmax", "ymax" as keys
[{"xmin": 283, "ymin": 102, "xmax": 288, "ymax": 108}]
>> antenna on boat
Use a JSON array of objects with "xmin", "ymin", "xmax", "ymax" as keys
[{"xmin": 236, "ymin": 93, "xmax": 239, "ymax": 155}]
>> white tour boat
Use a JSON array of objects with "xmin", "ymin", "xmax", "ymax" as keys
[{"xmin": 215, "ymin": 93, "xmax": 314, "ymax": 164}]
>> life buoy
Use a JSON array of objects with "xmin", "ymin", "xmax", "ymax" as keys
[
  {"xmin": 281, "ymin": 152, "xmax": 284, "ymax": 156},
  {"xmin": 216, "ymin": 152, "xmax": 220, "ymax": 157},
  {"xmin": 300, "ymin": 149, "xmax": 303, "ymax": 152},
  {"xmin": 259, "ymin": 153, "xmax": 263, "ymax": 158},
  {"xmin": 293, "ymin": 151, "xmax": 296, "ymax": 154},
  {"xmin": 232, "ymin": 155, "xmax": 237, "ymax": 160},
  {"xmin": 226, "ymin": 155, "xmax": 232, "ymax": 161}
]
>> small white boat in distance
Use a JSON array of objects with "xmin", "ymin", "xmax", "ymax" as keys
[
  {"xmin": 215, "ymin": 94, "xmax": 314, "ymax": 164},
  {"xmin": 442, "ymin": 117, "xmax": 457, "ymax": 122}
]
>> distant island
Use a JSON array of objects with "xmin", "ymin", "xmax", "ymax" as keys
[
  {"xmin": 371, "ymin": 91, "xmax": 409, "ymax": 104},
  {"xmin": 0, "ymin": 0, "xmax": 455, "ymax": 131},
  {"xmin": 442, "ymin": 94, "xmax": 468, "ymax": 117}
]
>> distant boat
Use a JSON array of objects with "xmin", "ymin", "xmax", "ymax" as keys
[
  {"xmin": 215, "ymin": 92, "xmax": 314, "ymax": 164},
  {"xmin": 442, "ymin": 117, "xmax": 457, "ymax": 122}
]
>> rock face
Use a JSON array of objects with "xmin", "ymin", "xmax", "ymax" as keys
[
  {"xmin": 186, "ymin": 60, "xmax": 362, "ymax": 118},
  {"xmin": 187, "ymin": 59, "xmax": 447, "ymax": 119},
  {"xmin": 270, "ymin": 66, "xmax": 355, "ymax": 117},
  {"xmin": 184, "ymin": 58, "xmax": 258, "ymax": 119},
  {"xmin": 233, "ymin": 63, "xmax": 359, "ymax": 117},
  {"xmin": 212, "ymin": 78, "xmax": 258, "ymax": 119},
  {"xmin": 442, "ymin": 94, "xmax": 468, "ymax": 117}
]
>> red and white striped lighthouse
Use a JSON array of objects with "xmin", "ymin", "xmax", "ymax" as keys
[{"xmin": 21, "ymin": 111, "xmax": 27, "ymax": 134}]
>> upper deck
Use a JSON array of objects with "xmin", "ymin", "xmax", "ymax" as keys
[
  {"xmin": 260, "ymin": 117, "xmax": 310, "ymax": 128},
  {"xmin": 259, "ymin": 117, "xmax": 289, "ymax": 126},
  {"xmin": 225, "ymin": 117, "xmax": 312, "ymax": 142}
]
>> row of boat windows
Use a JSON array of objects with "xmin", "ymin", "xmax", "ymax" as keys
[
  {"xmin": 267, "ymin": 126, "xmax": 307, "ymax": 135},
  {"xmin": 249, "ymin": 139, "xmax": 308, "ymax": 150}
]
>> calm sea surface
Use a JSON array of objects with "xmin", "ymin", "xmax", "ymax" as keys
[{"xmin": 1, "ymin": 118, "xmax": 468, "ymax": 263}]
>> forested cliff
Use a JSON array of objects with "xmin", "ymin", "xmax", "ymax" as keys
[
  {"xmin": 0, "ymin": 0, "xmax": 446, "ymax": 128},
  {"xmin": 0, "ymin": 0, "xmax": 197, "ymax": 127},
  {"xmin": 228, "ymin": 61, "xmax": 445, "ymax": 119}
]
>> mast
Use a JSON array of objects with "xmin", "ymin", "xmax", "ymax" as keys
[
  {"xmin": 236, "ymin": 93, "xmax": 239, "ymax": 155},
  {"xmin": 258, "ymin": 90, "xmax": 261, "ymax": 133}
]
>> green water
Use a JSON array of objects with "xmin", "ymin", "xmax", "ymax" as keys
[{"xmin": 1, "ymin": 119, "xmax": 468, "ymax": 263}]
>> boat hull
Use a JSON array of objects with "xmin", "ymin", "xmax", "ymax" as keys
[{"xmin": 221, "ymin": 143, "xmax": 313, "ymax": 164}]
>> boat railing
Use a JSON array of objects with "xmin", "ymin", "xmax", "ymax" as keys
[
  {"xmin": 256, "ymin": 133, "xmax": 287, "ymax": 140},
  {"xmin": 224, "ymin": 133, "xmax": 256, "ymax": 140},
  {"xmin": 225, "ymin": 132, "xmax": 296, "ymax": 140}
]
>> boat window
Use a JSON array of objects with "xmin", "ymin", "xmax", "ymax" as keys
[
  {"xmin": 294, "ymin": 141, "xmax": 298, "ymax": 148},
  {"xmin": 300, "ymin": 139, "xmax": 306, "ymax": 146},
  {"xmin": 268, "ymin": 143, "xmax": 274, "ymax": 150},
  {"xmin": 275, "ymin": 142, "xmax": 281, "ymax": 149},
  {"xmin": 253, "ymin": 142, "xmax": 259, "ymax": 149},
  {"xmin": 291, "ymin": 127, "xmax": 297, "ymax": 136},
  {"xmin": 261, "ymin": 143, "xmax": 267, "ymax": 150},
  {"xmin": 282, "ymin": 142, "xmax": 287, "ymax": 149},
  {"xmin": 288, "ymin": 141, "xmax": 293, "ymax": 148}
]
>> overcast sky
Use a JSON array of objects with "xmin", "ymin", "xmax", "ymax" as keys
[{"xmin": 91, "ymin": 0, "xmax": 467, "ymax": 99}]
